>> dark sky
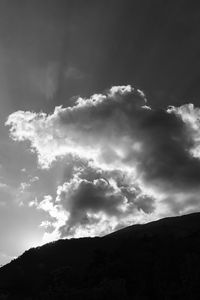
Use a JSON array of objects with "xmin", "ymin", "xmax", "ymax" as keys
[
  {"xmin": 0, "ymin": 0, "xmax": 200, "ymax": 113},
  {"xmin": 1, "ymin": 0, "xmax": 200, "ymax": 264}
]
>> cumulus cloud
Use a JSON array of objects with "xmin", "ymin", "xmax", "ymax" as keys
[
  {"xmin": 33, "ymin": 165, "xmax": 156, "ymax": 241},
  {"xmin": 6, "ymin": 85, "xmax": 200, "ymax": 240},
  {"xmin": 168, "ymin": 103, "xmax": 200, "ymax": 159},
  {"xmin": 5, "ymin": 85, "xmax": 145, "ymax": 170},
  {"xmin": 30, "ymin": 195, "xmax": 68, "ymax": 242}
]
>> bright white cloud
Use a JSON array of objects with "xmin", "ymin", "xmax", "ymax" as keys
[
  {"xmin": 6, "ymin": 85, "xmax": 200, "ymax": 242},
  {"xmin": 5, "ymin": 85, "xmax": 146, "ymax": 170},
  {"xmin": 168, "ymin": 103, "xmax": 200, "ymax": 158},
  {"xmin": 31, "ymin": 165, "xmax": 158, "ymax": 242},
  {"xmin": 30, "ymin": 195, "xmax": 68, "ymax": 243}
]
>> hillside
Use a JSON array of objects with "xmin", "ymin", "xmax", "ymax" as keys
[{"xmin": 1, "ymin": 213, "xmax": 200, "ymax": 299}]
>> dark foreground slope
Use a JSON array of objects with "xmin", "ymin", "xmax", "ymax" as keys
[{"xmin": 1, "ymin": 213, "xmax": 200, "ymax": 299}]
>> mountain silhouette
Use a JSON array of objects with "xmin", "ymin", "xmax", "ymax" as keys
[{"xmin": 1, "ymin": 212, "xmax": 200, "ymax": 299}]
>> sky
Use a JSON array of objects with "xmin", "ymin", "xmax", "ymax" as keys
[{"xmin": 0, "ymin": 0, "xmax": 200, "ymax": 265}]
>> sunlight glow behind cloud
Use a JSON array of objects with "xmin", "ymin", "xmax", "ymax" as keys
[{"xmin": 6, "ymin": 85, "xmax": 200, "ymax": 242}]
